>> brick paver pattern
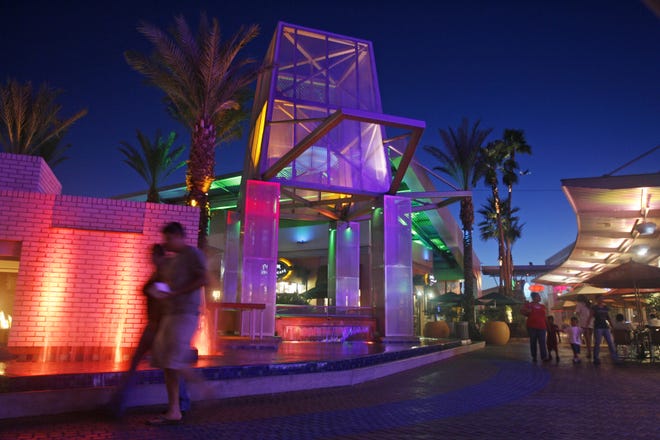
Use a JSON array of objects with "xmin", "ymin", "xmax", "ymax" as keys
[{"xmin": 1, "ymin": 341, "xmax": 658, "ymax": 439}]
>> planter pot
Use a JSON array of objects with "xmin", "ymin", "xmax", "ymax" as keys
[
  {"xmin": 455, "ymin": 321, "xmax": 470, "ymax": 340},
  {"xmin": 447, "ymin": 321, "xmax": 455, "ymax": 336},
  {"xmin": 483, "ymin": 321, "xmax": 510, "ymax": 345},
  {"xmin": 423, "ymin": 321, "xmax": 450, "ymax": 338}
]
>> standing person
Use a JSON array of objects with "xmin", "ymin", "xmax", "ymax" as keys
[
  {"xmin": 575, "ymin": 296, "xmax": 593, "ymax": 359},
  {"xmin": 521, "ymin": 291, "xmax": 550, "ymax": 362},
  {"xmin": 567, "ymin": 316, "xmax": 582, "ymax": 363},
  {"xmin": 546, "ymin": 315, "xmax": 561, "ymax": 362},
  {"xmin": 590, "ymin": 295, "xmax": 619, "ymax": 365},
  {"xmin": 148, "ymin": 222, "xmax": 207, "ymax": 425},
  {"xmin": 110, "ymin": 244, "xmax": 190, "ymax": 418}
]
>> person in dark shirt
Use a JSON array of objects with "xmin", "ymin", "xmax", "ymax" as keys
[
  {"xmin": 546, "ymin": 315, "xmax": 561, "ymax": 362},
  {"xmin": 590, "ymin": 296, "xmax": 619, "ymax": 364}
]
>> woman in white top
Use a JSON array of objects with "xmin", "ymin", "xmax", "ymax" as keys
[{"xmin": 575, "ymin": 296, "xmax": 593, "ymax": 359}]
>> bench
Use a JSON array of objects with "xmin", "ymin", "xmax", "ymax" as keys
[{"xmin": 208, "ymin": 302, "xmax": 266, "ymax": 342}]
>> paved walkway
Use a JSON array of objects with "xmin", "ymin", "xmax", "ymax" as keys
[{"xmin": 0, "ymin": 340, "xmax": 658, "ymax": 439}]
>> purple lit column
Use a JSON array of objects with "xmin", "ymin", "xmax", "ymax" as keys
[
  {"xmin": 371, "ymin": 196, "xmax": 414, "ymax": 340},
  {"xmin": 328, "ymin": 221, "xmax": 360, "ymax": 308},
  {"xmin": 240, "ymin": 180, "xmax": 280, "ymax": 336},
  {"xmin": 221, "ymin": 210, "xmax": 240, "ymax": 303}
]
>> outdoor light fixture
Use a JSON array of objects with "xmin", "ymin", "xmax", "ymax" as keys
[
  {"xmin": 635, "ymin": 221, "xmax": 656, "ymax": 236},
  {"xmin": 632, "ymin": 245, "xmax": 649, "ymax": 256}
]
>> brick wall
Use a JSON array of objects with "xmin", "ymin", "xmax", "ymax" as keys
[
  {"xmin": 0, "ymin": 153, "xmax": 199, "ymax": 361},
  {"xmin": 0, "ymin": 152, "xmax": 62, "ymax": 194}
]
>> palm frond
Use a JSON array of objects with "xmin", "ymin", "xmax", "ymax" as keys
[
  {"xmin": 127, "ymin": 15, "xmax": 258, "ymax": 135},
  {"xmin": 477, "ymin": 196, "xmax": 524, "ymax": 243},
  {"xmin": 424, "ymin": 118, "xmax": 492, "ymax": 191},
  {"xmin": 118, "ymin": 129, "xmax": 187, "ymax": 203},
  {"xmin": 172, "ymin": 15, "xmax": 200, "ymax": 68},
  {"xmin": 0, "ymin": 79, "xmax": 86, "ymax": 167}
]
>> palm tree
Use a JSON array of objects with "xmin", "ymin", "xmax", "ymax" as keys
[
  {"xmin": 478, "ymin": 129, "xmax": 531, "ymax": 296},
  {"xmin": 0, "ymin": 79, "xmax": 87, "ymax": 167},
  {"xmin": 497, "ymin": 129, "xmax": 532, "ymax": 290},
  {"xmin": 478, "ymin": 195, "xmax": 524, "ymax": 299},
  {"xmin": 125, "ymin": 14, "xmax": 259, "ymax": 247},
  {"xmin": 479, "ymin": 140, "xmax": 508, "ymax": 293},
  {"xmin": 481, "ymin": 129, "xmax": 531, "ymax": 296},
  {"xmin": 119, "ymin": 130, "xmax": 186, "ymax": 203},
  {"xmin": 477, "ymin": 196, "xmax": 524, "ymax": 246},
  {"xmin": 424, "ymin": 118, "xmax": 492, "ymax": 336}
]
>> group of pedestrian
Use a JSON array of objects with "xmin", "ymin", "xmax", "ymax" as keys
[
  {"xmin": 574, "ymin": 295, "xmax": 620, "ymax": 364},
  {"xmin": 522, "ymin": 292, "xmax": 620, "ymax": 365},
  {"xmin": 110, "ymin": 222, "xmax": 207, "ymax": 425}
]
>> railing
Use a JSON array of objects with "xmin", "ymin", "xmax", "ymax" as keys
[{"xmin": 275, "ymin": 304, "xmax": 375, "ymax": 318}]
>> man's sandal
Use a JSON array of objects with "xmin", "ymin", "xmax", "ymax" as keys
[{"xmin": 146, "ymin": 415, "xmax": 183, "ymax": 426}]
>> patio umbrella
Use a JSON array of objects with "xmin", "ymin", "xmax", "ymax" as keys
[
  {"xmin": 476, "ymin": 291, "xmax": 523, "ymax": 307},
  {"xmin": 556, "ymin": 284, "xmax": 609, "ymax": 302},
  {"xmin": 587, "ymin": 261, "xmax": 660, "ymax": 325},
  {"xmin": 434, "ymin": 292, "xmax": 463, "ymax": 305},
  {"xmin": 587, "ymin": 261, "xmax": 660, "ymax": 290},
  {"xmin": 551, "ymin": 300, "xmax": 576, "ymax": 311}
]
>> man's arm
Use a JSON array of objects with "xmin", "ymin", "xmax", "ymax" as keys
[{"xmin": 605, "ymin": 312, "xmax": 614, "ymax": 328}]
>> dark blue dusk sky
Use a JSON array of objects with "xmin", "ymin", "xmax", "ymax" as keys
[{"xmin": 2, "ymin": 0, "xmax": 659, "ymax": 284}]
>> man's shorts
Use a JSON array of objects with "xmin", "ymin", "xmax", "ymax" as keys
[{"xmin": 151, "ymin": 313, "xmax": 199, "ymax": 369}]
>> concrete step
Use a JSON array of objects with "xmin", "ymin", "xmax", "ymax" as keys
[{"xmin": 0, "ymin": 341, "xmax": 484, "ymax": 419}]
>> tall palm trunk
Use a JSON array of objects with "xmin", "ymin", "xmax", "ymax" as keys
[
  {"xmin": 504, "ymin": 193, "xmax": 514, "ymax": 297},
  {"xmin": 494, "ymin": 190, "xmax": 510, "ymax": 296},
  {"xmin": 460, "ymin": 196, "xmax": 478, "ymax": 337},
  {"xmin": 504, "ymin": 151, "xmax": 515, "ymax": 297},
  {"xmin": 498, "ymin": 130, "xmax": 531, "ymax": 298},
  {"xmin": 187, "ymin": 118, "xmax": 216, "ymax": 248},
  {"xmin": 147, "ymin": 188, "xmax": 161, "ymax": 203}
]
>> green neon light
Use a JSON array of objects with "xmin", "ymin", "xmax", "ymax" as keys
[{"xmin": 210, "ymin": 203, "xmax": 238, "ymax": 211}]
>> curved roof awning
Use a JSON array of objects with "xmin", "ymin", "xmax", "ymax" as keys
[{"xmin": 535, "ymin": 172, "xmax": 660, "ymax": 285}]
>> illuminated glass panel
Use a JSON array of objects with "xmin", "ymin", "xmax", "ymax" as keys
[
  {"xmin": 241, "ymin": 180, "xmax": 280, "ymax": 335},
  {"xmin": 256, "ymin": 23, "xmax": 390, "ymax": 194},
  {"xmin": 383, "ymin": 196, "xmax": 413, "ymax": 337}
]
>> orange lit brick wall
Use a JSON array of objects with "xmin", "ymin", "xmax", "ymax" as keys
[{"xmin": 0, "ymin": 153, "xmax": 199, "ymax": 360}]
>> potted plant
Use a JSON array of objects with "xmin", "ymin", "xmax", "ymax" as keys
[
  {"xmin": 423, "ymin": 307, "xmax": 457, "ymax": 338},
  {"xmin": 480, "ymin": 307, "xmax": 510, "ymax": 345}
]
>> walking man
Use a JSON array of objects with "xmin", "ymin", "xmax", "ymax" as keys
[{"xmin": 148, "ymin": 222, "xmax": 207, "ymax": 425}]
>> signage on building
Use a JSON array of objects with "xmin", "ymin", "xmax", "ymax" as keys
[{"xmin": 277, "ymin": 257, "xmax": 293, "ymax": 281}]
